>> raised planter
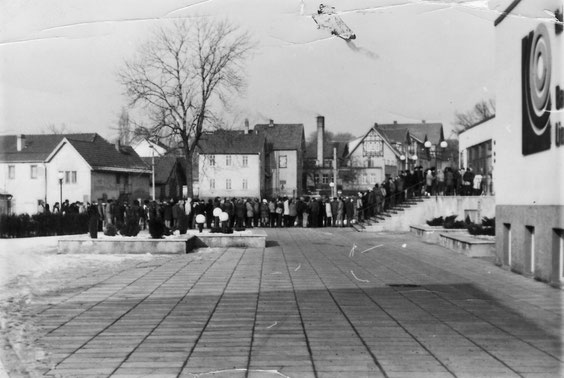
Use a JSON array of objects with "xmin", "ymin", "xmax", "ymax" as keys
[
  {"xmin": 438, "ymin": 232, "xmax": 495, "ymax": 258},
  {"xmin": 58, "ymin": 230, "xmax": 267, "ymax": 254},
  {"xmin": 410, "ymin": 225, "xmax": 468, "ymax": 243}
]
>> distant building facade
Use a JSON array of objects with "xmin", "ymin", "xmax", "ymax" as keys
[
  {"xmin": 197, "ymin": 130, "xmax": 266, "ymax": 199},
  {"xmin": 254, "ymin": 120, "xmax": 306, "ymax": 198},
  {"xmin": 458, "ymin": 116, "xmax": 495, "ymax": 184}
]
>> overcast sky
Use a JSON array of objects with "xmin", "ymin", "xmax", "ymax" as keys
[{"xmin": 0, "ymin": 0, "xmax": 509, "ymax": 141}]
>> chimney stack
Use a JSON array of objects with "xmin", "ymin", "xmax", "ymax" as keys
[
  {"xmin": 393, "ymin": 120, "xmax": 397, "ymax": 124},
  {"xmin": 422, "ymin": 120, "xmax": 426, "ymax": 124},
  {"xmin": 115, "ymin": 139, "xmax": 121, "ymax": 152},
  {"xmin": 269, "ymin": 119, "xmax": 274, "ymax": 128},
  {"xmin": 16, "ymin": 134, "xmax": 26, "ymax": 151},
  {"xmin": 244, "ymin": 118, "xmax": 249, "ymax": 134},
  {"xmin": 317, "ymin": 116, "xmax": 325, "ymax": 167}
]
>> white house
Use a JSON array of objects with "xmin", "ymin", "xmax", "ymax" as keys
[
  {"xmin": 197, "ymin": 131, "xmax": 266, "ymax": 199},
  {"xmin": 0, "ymin": 133, "xmax": 151, "ymax": 214},
  {"xmin": 494, "ymin": 0, "xmax": 564, "ymax": 286},
  {"xmin": 458, "ymin": 116, "xmax": 496, "ymax": 193}
]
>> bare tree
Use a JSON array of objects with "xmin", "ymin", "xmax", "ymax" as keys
[
  {"xmin": 116, "ymin": 107, "xmax": 132, "ymax": 145},
  {"xmin": 454, "ymin": 98, "xmax": 496, "ymax": 134},
  {"xmin": 43, "ymin": 123, "xmax": 70, "ymax": 134},
  {"xmin": 119, "ymin": 18, "xmax": 254, "ymax": 197}
]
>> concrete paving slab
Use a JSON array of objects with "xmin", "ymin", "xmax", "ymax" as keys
[{"xmin": 3, "ymin": 229, "xmax": 563, "ymax": 377}]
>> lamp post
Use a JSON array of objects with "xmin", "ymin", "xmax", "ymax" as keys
[
  {"xmin": 57, "ymin": 171, "xmax": 64, "ymax": 207},
  {"xmin": 148, "ymin": 142, "xmax": 156, "ymax": 201}
]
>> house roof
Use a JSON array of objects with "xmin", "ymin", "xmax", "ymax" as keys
[
  {"xmin": 0, "ymin": 133, "xmax": 97, "ymax": 163},
  {"xmin": 253, "ymin": 123, "xmax": 305, "ymax": 150},
  {"xmin": 198, "ymin": 131, "xmax": 266, "ymax": 154},
  {"xmin": 141, "ymin": 156, "xmax": 187, "ymax": 184},
  {"xmin": 374, "ymin": 122, "xmax": 444, "ymax": 144},
  {"xmin": 346, "ymin": 126, "xmax": 403, "ymax": 159},
  {"xmin": 64, "ymin": 137, "xmax": 149, "ymax": 172}
]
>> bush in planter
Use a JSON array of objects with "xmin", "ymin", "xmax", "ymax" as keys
[
  {"xmin": 120, "ymin": 217, "xmax": 140, "ymax": 237},
  {"xmin": 426, "ymin": 216, "xmax": 444, "ymax": 226},
  {"xmin": 104, "ymin": 224, "xmax": 118, "ymax": 236},
  {"xmin": 482, "ymin": 216, "xmax": 495, "ymax": 228}
]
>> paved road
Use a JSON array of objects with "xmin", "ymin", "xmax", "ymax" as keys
[{"xmin": 26, "ymin": 229, "xmax": 564, "ymax": 377}]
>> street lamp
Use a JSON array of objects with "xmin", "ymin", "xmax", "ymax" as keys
[
  {"xmin": 148, "ymin": 142, "xmax": 156, "ymax": 201},
  {"xmin": 424, "ymin": 138, "xmax": 448, "ymax": 197},
  {"xmin": 57, "ymin": 171, "xmax": 64, "ymax": 207}
]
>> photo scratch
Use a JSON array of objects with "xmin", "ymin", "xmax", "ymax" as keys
[
  {"xmin": 361, "ymin": 244, "xmax": 383, "ymax": 254},
  {"xmin": 351, "ymin": 270, "xmax": 370, "ymax": 283}
]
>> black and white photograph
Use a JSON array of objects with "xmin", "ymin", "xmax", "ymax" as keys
[{"xmin": 0, "ymin": 0, "xmax": 563, "ymax": 377}]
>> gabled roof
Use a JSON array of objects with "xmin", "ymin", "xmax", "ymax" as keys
[
  {"xmin": 346, "ymin": 126, "xmax": 402, "ymax": 158},
  {"xmin": 253, "ymin": 123, "xmax": 305, "ymax": 150},
  {"xmin": 198, "ymin": 131, "xmax": 266, "ymax": 154},
  {"xmin": 64, "ymin": 138, "xmax": 149, "ymax": 172},
  {"xmin": 0, "ymin": 133, "xmax": 97, "ymax": 163},
  {"xmin": 374, "ymin": 122, "xmax": 444, "ymax": 144},
  {"xmin": 141, "ymin": 156, "xmax": 185, "ymax": 184}
]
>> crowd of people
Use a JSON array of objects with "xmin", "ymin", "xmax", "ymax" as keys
[{"xmin": 33, "ymin": 165, "xmax": 493, "ymax": 233}]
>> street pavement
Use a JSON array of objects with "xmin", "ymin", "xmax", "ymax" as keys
[{"xmin": 27, "ymin": 229, "xmax": 563, "ymax": 377}]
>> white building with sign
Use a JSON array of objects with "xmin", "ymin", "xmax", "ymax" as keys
[{"xmin": 494, "ymin": 0, "xmax": 564, "ymax": 286}]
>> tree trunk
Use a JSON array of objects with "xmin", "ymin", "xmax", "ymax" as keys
[{"xmin": 185, "ymin": 148, "xmax": 194, "ymax": 199}]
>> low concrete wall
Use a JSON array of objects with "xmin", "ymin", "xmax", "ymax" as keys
[
  {"xmin": 58, "ymin": 230, "xmax": 267, "ymax": 254},
  {"xmin": 190, "ymin": 230, "xmax": 266, "ymax": 249},
  {"xmin": 439, "ymin": 232, "xmax": 495, "ymax": 258},
  {"xmin": 58, "ymin": 237, "xmax": 189, "ymax": 255},
  {"xmin": 410, "ymin": 225, "xmax": 468, "ymax": 243}
]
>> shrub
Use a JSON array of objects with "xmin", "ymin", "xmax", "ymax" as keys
[
  {"xmin": 426, "ymin": 216, "xmax": 444, "ymax": 226},
  {"xmin": 104, "ymin": 224, "xmax": 117, "ymax": 236},
  {"xmin": 120, "ymin": 217, "xmax": 140, "ymax": 237},
  {"xmin": 148, "ymin": 218, "xmax": 166, "ymax": 239},
  {"xmin": 0, "ymin": 212, "xmax": 88, "ymax": 238},
  {"xmin": 468, "ymin": 224, "xmax": 495, "ymax": 236},
  {"xmin": 482, "ymin": 216, "xmax": 495, "ymax": 228}
]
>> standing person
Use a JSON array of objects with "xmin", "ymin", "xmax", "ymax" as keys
[
  {"xmin": 309, "ymin": 197, "xmax": 320, "ymax": 228},
  {"xmin": 436, "ymin": 168, "xmax": 445, "ymax": 196},
  {"xmin": 235, "ymin": 198, "xmax": 245, "ymax": 229},
  {"xmin": 302, "ymin": 197, "xmax": 310, "ymax": 228},
  {"xmin": 205, "ymin": 199, "xmax": 214, "ymax": 229},
  {"xmin": 289, "ymin": 198, "xmax": 297, "ymax": 227},
  {"xmin": 330, "ymin": 197, "xmax": 339, "ymax": 227},
  {"xmin": 275, "ymin": 198, "xmax": 284, "ymax": 227},
  {"xmin": 245, "ymin": 198, "xmax": 254, "ymax": 228},
  {"xmin": 269, "ymin": 199, "xmax": 277, "ymax": 228},
  {"xmin": 185, "ymin": 198, "xmax": 193, "ymax": 228},
  {"xmin": 462, "ymin": 167, "xmax": 475, "ymax": 196},
  {"xmin": 356, "ymin": 193, "xmax": 363, "ymax": 223},
  {"xmin": 283, "ymin": 197, "xmax": 290, "ymax": 227},
  {"xmin": 172, "ymin": 200, "xmax": 181, "ymax": 229},
  {"xmin": 345, "ymin": 197, "xmax": 354, "ymax": 226},
  {"xmin": 425, "ymin": 170, "xmax": 433, "ymax": 196},
  {"xmin": 260, "ymin": 199, "xmax": 270, "ymax": 227},
  {"xmin": 325, "ymin": 198, "xmax": 333, "ymax": 227},
  {"xmin": 296, "ymin": 197, "xmax": 305, "ymax": 227},
  {"xmin": 163, "ymin": 200, "xmax": 173, "ymax": 228},
  {"xmin": 253, "ymin": 198, "xmax": 260, "ymax": 227},
  {"xmin": 473, "ymin": 169, "xmax": 483, "ymax": 196},
  {"xmin": 336, "ymin": 197, "xmax": 344, "ymax": 227},
  {"xmin": 88, "ymin": 202, "xmax": 99, "ymax": 239},
  {"xmin": 445, "ymin": 168, "xmax": 454, "ymax": 196}
]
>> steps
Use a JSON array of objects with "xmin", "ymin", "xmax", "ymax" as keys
[{"xmin": 356, "ymin": 196, "xmax": 433, "ymax": 232}]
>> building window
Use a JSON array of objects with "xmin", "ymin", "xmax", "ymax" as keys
[
  {"xmin": 30, "ymin": 165, "xmax": 38, "ymax": 179},
  {"xmin": 242, "ymin": 155, "xmax": 248, "ymax": 167},
  {"xmin": 370, "ymin": 173, "xmax": 376, "ymax": 184},
  {"xmin": 314, "ymin": 174, "xmax": 319, "ymax": 184},
  {"xmin": 322, "ymin": 174, "xmax": 329, "ymax": 184},
  {"xmin": 360, "ymin": 174, "xmax": 367, "ymax": 185},
  {"xmin": 8, "ymin": 165, "xmax": 15, "ymax": 179},
  {"xmin": 226, "ymin": 178, "xmax": 232, "ymax": 190},
  {"xmin": 279, "ymin": 155, "xmax": 287, "ymax": 168},
  {"xmin": 70, "ymin": 171, "xmax": 77, "ymax": 184},
  {"xmin": 209, "ymin": 155, "xmax": 216, "ymax": 166},
  {"xmin": 226, "ymin": 155, "xmax": 232, "ymax": 166},
  {"xmin": 65, "ymin": 171, "xmax": 70, "ymax": 184},
  {"xmin": 210, "ymin": 178, "xmax": 215, "ymax": 189},
  {"xmin": 242, "ymin": 178, "xmax": 248, "ymax": 190}
]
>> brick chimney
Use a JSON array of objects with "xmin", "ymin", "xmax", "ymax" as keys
[
  {"xmin": 16, "ymin": 134, "xmax": 26, "ymax": 151},
  {"xmin": 422, "ymin": 120, "xmax": 426, "ymax": 124},
  {"xmin": 244, "ymin": 118, "xmax": 249, "ymax": 134},
  {"xmin": 115, "ymin": 139, "xmax": 121, "ymax": 152},
  {"xmin": 317, "ymin": 116, "xmax": 325, "ymax": 167},
  {"xmin": 269, "ymin": 119, "xmax": 274, "ymax": 128}
]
